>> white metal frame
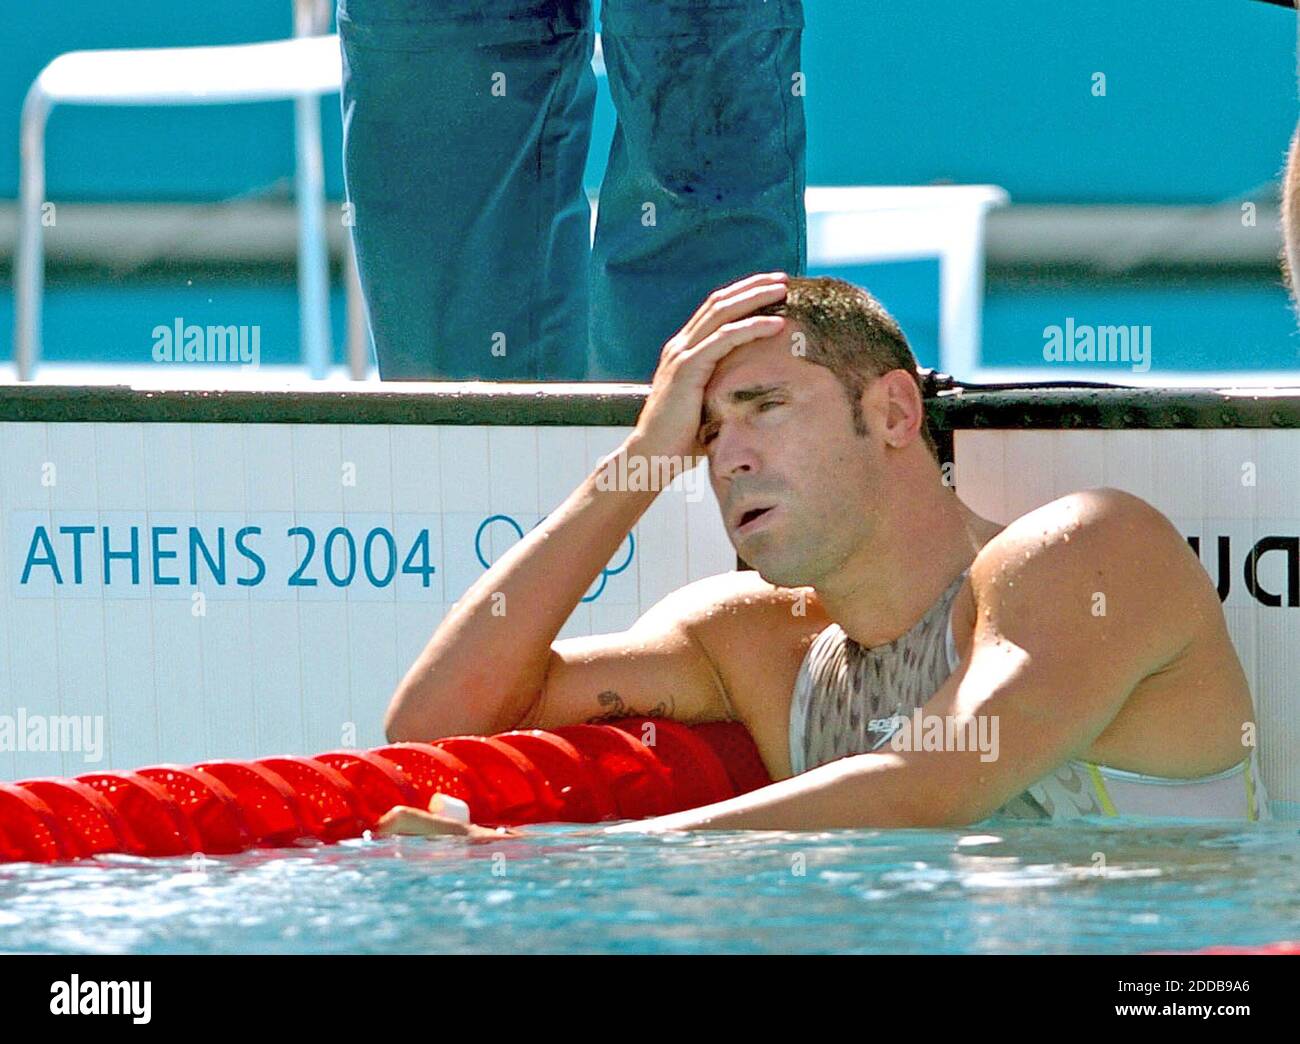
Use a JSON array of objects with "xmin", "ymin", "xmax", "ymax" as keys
[
  {"xmin": 586, "ymin": 184, "xmax": 1008, "ymax": 379},
  {"xmin": 14, "ymin": 1, "xmax": 347, "ymax": 380},
  {"xmin": 804, "ymin": 185, "xmax": 1008, "ymax": 377}
]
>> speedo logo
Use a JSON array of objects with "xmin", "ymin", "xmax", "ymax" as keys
[
  {"xmin": 1187, "ymin": 534, "xmax": 1299, "ymax": 607},
  {"xmin": 49, "ymin": 975, "xmax": 151, "ymax": 1024}
]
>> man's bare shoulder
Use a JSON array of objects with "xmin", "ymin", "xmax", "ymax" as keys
[
  {"xmin": 637, "ymin": 569, "xmax": 828, "ymax": 637},
  {"xmin": 973, "ymin": 488, "xmax": 1181, "ymax": 564},
  {"xmin": 967, "ymin": 487, "xmax": 1217, "ymax": 654}
]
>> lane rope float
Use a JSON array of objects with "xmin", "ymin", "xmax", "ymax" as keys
[{"xmin": 0, "ymin": 717, "xmax": 771, "ymax": 864}]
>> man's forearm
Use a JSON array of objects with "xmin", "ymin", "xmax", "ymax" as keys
[
  {"xmin": 384, "ymin": 436, "xmax": 662, "ymax": 741},
  {"xmin": 604, "ymin": 751, "xmax": 977, "ymax": 833}
]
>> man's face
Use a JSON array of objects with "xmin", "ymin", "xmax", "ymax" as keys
[{"xmin": 699, "ymin": 326, "xmax": 885, "ymax": 587}]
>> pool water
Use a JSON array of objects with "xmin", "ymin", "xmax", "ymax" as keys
[{"xmin": 2, "ymin": 817, "xmax": 1298, "ymax": 955}]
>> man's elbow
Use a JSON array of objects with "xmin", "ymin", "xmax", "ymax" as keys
[
  {"xmin": 919, "ymin": 771, "xmax": 1026, "ymax": 827},
  {"xmin": 383, "ymin": 702, "xmax": 418, "ymax": 744},
  {"xmin": 890, "ymin": 770, "xmax": 995, "ymax": 829},
  {"xmin": 383, "ymin": 679, "xmax": 432, "ymax": 744},
  {"xmin": 901, "ymin": 794, "xmax": 986, "ymax": 829},
  {"xmin": 381, "ymin": 681, "xmax": 535, "ymax": 744},
  {"xmin": 837, "ymin": 755, "xmax": 988, "ymax": 828}
]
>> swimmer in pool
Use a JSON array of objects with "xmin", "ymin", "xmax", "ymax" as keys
[{"xmin": 377, "ymin": 272, "xmax": 1268, "ymax": 836}]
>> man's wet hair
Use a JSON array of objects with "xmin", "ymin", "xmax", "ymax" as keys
[{"xmin": 751, "ymin": 275, "xmax": 937, "ymax": 456}]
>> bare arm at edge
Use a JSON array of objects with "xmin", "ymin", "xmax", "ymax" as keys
[{"xmin": 1281, "ymin": 124, "xmax": 1300, "ymax": 303}]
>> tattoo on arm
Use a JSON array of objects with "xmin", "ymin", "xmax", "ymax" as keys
[{"xmin": 586, "ymin": 690, "xmax": 673, "ymax": 724}]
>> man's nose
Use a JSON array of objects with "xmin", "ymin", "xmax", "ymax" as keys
[{"xmin": 710, "ymin": 427, "xmax": 759, "ymax": 480}]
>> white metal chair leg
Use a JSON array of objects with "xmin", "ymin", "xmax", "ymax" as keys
[
  {"xmin": 15, "ymin": 86, "xmax": 50, "ymax": 382},
  {"xmin": 294, "ymin": 0, "xmax": 332, "ymax": 379},
  {"xmin": 937, "ymin": 207, "xmax": 993, "ymax": 380},
  {"xmin": 13, "ymin": 4, "xmax": 342, "ymax": 383},
  {"xmin": 295, "ymin": 89, "xmax": 331, "ymax": 379},
  {"xmin": 345, "ymin": 239, "xmax": 369, "ymax": 380}
]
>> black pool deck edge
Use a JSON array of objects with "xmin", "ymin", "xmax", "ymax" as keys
[{"xmin": 2, "ymin": 378, "xmax": 1300, "ymax": 430}]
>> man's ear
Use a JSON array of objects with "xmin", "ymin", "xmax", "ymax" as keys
[{"xmin": 874, "ymin": 370, "xmax": 926, "ymax": 448}]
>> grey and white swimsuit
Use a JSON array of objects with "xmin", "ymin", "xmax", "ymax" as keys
[{"xmin": 788, "ymin": 570, "xmax": 1270, "ymax": 821}]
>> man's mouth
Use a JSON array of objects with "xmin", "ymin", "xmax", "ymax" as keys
[{"xmin": 735, "ymin": 505, "xmax": 777, "ymax": 534}]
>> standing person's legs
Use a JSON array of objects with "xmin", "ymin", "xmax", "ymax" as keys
[
  {"xmin": 592, "ymin": 0, "xmax": 806, "ymax": 381},
  {"xmin": 339, "ymin": 0, "xmax": 596, "ymax": 380}
]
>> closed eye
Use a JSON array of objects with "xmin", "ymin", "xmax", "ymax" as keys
[{"xmin": 700, "ymin": 400, "xmax": 785, "ymax": 445}]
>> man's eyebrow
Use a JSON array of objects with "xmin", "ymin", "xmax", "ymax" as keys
[{"xmin": 699, "ymin": 384, "xmax": 791, "ymax": 426}]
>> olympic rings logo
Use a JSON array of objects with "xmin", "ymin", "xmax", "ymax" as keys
[{"xmin": 473, "ymin": 514, "xmax": 634, "ymax": 603}]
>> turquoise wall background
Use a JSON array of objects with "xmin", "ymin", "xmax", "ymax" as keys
[
  {"xmin": 2, "ymin": 0, "xmax": 1294, "ymax": 203},
  {"xmin": 2, "ymin": 1, "xmax": 1298, "ymax": 375}
]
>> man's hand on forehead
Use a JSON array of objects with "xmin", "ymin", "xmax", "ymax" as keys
[
  {"xmin": 628, "ymin": 273, "xmax": 791, "ymax": 463},
  {"xmin": 672, "ymin": 272, "xmax": 791, "ymax": 358}
]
